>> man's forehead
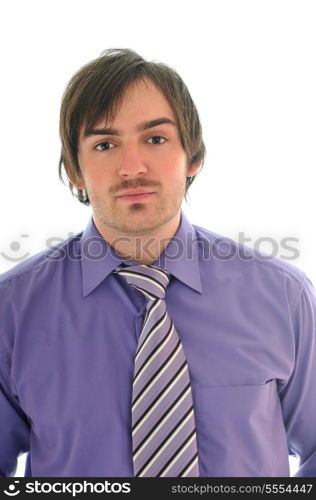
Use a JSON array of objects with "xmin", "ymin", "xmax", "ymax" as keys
[{"xmin": 78, "ymin": 79, "xmax": 178, "ymax": 140}]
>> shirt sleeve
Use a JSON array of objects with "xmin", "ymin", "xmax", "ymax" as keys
[
  {"xmin": 278, "ymin": 274, "xmax": 316, "ymax": 477},
  {"xmin": 0, "ymin": 356, "xmax": 30, "ymax": 477},
  {"xmin": 0, "ymin": 280, "xmax": 30, "ymax": 477}
]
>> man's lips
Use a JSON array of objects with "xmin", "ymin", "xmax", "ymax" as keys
[
  {"xmin": 116, "ymin": 189, "xmax": 156, "ymax": 201},
  {"xmin": 116, "ymin": 189, "xmax": 156, "ymax": 197}
]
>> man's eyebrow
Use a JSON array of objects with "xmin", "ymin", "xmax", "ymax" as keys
[{"xmin": 84, "ymin": 117, "xmax": 177, "ymax": 137}]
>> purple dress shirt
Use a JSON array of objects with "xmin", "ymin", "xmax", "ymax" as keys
[{"xmin": 0, "ymin": 211, "xmax": 316, "ymax": 477}]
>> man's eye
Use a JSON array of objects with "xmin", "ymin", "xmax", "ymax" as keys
[
  {"xmin": 147, "ymin": 136, "xmax": 166, "ymax": 144},
  {"xmin": 95, "ymin": 142, "xmax": 114, "ymax": 151}
]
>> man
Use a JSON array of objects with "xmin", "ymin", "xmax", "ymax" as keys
[{"xmin": 0, "ymin": 48, "xmax": 315, "ymax": 477}]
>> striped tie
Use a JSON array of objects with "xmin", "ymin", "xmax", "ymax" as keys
[{"xmin": 114, "ymin": 264, "xmax": 199, "ymax": 477}]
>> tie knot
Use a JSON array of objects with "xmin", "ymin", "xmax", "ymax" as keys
[{"xmin": 114, "ymin": 264, "xmax": 170, "ymax": 300}]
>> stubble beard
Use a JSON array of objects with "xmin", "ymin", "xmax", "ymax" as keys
[{"xmin": 90, "ymin": 182, "xmax": 186, "ymax": 239}]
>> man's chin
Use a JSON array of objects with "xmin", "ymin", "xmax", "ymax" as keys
[
  {"xmin": 94, "ymin": 204, "xmax": 180, "ymax": 238},
  {"xmin": 115, "ymin": 221, "xmax": 160, "ymax": 236}
]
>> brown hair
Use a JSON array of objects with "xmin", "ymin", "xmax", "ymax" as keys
[{"xmin": 58, "ymin": 48, "xmax": 206, "ymax": 204}]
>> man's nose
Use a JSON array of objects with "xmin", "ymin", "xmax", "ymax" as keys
[{"xmin": 118, "ymin": 144, "xmax": 148, "ymax": 178}]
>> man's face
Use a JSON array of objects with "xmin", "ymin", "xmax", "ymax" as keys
[{"xmin": 76, "ymin": 78, "xmax": 200, "ymax": 237}]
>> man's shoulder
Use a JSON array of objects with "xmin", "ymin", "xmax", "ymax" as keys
[
  {"xmin": 0, "ymin": 231, "xmax": 83, "ymax": 291},
  {"xmin": 192, "ymin": 222, "xmax": 307, "ymax": 287}
]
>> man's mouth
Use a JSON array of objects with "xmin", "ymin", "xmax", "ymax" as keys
[{"xmin": 116, "ymin": 189, "xmax": 156, "ymax": 201}]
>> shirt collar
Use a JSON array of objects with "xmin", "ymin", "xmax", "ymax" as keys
[{"xmin": 80, "ymin": 209, "xmax": 203, "ymax": 297}]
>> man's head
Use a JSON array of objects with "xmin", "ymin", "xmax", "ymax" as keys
[{"xmin": 59, "ymin": 48, "xmax": 206, "ymax": 205}]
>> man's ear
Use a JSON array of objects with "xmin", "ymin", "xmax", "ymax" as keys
[
  {"xmin": 65, "ymin": 166, "xmax": 86, "ymax": 190},
  {"xmin": 187, "ymin": 161, "xmax": 202, "ymax": 178}
]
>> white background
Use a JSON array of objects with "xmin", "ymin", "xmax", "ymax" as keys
[{"xmin": 1, "ymin": 0, "xmax": 315, "ymax": 477}]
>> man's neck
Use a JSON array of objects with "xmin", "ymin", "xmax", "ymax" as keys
[{"xmin": 92, "ymin": 214, "xmax": 181, "ymax": 265}]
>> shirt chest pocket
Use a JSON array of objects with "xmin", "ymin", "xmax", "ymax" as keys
[{"xmin": 194, "ymin": 380, "xmax": 289, "ymax": 477}]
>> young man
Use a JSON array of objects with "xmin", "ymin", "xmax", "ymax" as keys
[{"xmin": 0, "ymin": 49, "xmax": 315, "ymax": 478}]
